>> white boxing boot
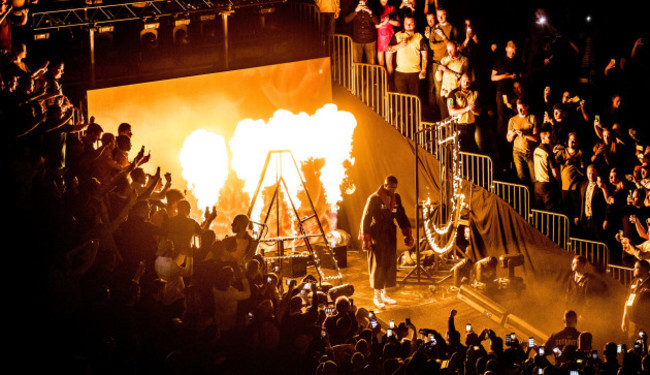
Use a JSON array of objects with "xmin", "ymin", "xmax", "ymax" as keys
[
  {"xmin": 381, "ymin": 289, "xmax": 397, "ymax": 305},
  {"xmin": 373, "ymin": 289, "xmax": 385, "ymax": 309}
]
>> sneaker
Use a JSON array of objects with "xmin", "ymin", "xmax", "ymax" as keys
[
  {"xmin": 381, "ymin": 290, "xmax": 397, "ymax": 305},
  {"xmin": 373, "ymin": 296, "xmax": 386, "ymax": 309}
]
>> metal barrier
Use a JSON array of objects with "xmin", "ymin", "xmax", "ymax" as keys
[
  {"xmin": 330, "ymin": 34, "xmax": 354, "ymax": 91},
  {"xmin": 531, "ymin": 209, "xmax": 570, "ymax": 249},
  {"xmin": 607, "ymin": 264, "xmax": 635, "ymax": 287},
  {"xmin": 460, "ymin": 152, "xmax": 493, "ymax": 191},
  {"xmin": 420, "ymin": 121, "xmax": 437, "ymax": 155},
  {"xmin": 286, "ymin": 2, "xmax": 319, "ymax": 31},
  {"xmin": 386, "ymin": 92, "xmax": 421, "ymax": 141},
  {"xmin": 492, "ymin": 180, "xmax": 531, "ymax": 221},
  {"xmin": 352, "ymin": 63, "xmax": 388, "ymax": 119},
  {"xmin": 569, "ymin": 237, "xmax": 609, "ymax": 268}
]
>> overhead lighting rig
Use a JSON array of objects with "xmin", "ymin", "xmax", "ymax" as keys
[{"xmin": 31, "ymin": 0, "xmax": 288, "ymax": 32}]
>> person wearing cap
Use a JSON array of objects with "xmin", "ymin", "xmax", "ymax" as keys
[{"xmin": 360, "ymin": 176, "xmax": 413, "ymax": 309}]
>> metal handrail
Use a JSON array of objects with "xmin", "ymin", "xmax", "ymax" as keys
[
  {"xmin": 531, "ymin": 209, "xmax": 570, "ymax": 249},
  {"xmin": 329, "ymin": 34, "xmax": 354, "ymax": 91},
  {"xmin": 492, "ymin": 180, "xmax": 531, "ymax": 222},
  {"xmin": 460, "ymin": 151, "xmax": 493, "ymax": 191},
  {"xmin": 386, "ymin": 92, "xmax": 421, "ymax": 141},
  {"xmin": 352, "ymin": 63, "xmax": 388, "ymax": 119},
  {"xmin": 569, "ymin": 237, "xmax": 610, "ymax": 268}
]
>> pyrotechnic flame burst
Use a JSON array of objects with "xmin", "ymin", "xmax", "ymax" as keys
[
  {"xmin": 179, "ymin": 129, "xmax": 229, "ymax": 210},
  {"xmin": 229, "ymin": 104, "xmax": 356, "ymax": 220},
  {"xmin": 179, "ymin": 104, "xmax": 356, "ymax": 234}
]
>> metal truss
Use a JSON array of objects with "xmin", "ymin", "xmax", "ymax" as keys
[{"xmin": 32, "ymin": 0, "xmax": 286, "ymax": 31}]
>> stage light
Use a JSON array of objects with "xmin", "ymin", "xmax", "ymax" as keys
[
  {"xmin": 173, "ymin": 24, "xmax": 189, "ymax": 45},
  {"xmin": 200, "ymin": 13, "xmax": 218, "ymax": 39},
  {"xmin": 200, "ymin": 14, "xmax": 217, "ymax": 22},
  {"xmin": 326, "ymin": 229, "xmax": 350, "ymax": 247},
  {"xmin": 34, "ymin": 33, "xmax": 50, "ymax": 41},
  {"xmin": 140, "ymin": 20, "xmax": 159, "ymax": 50},
  {"xmin": 328, "ymin": 283, "xmax": 354, "ymax": 302},
  {"xmin": 173, "ymin": 16, "xmax": 190, "ymax": 45},
  {"xmin": 175, "ymin": 18, "xmax": 190, "ymax": 27},
  {"xmin": 143, "ymin": 22, "xmax": 160, "ymax": 30},
  {"xmin": 98, "ymin": 25, "xmax": 114, "ymax": 33},
  {"xmin": 497, "ymin": 253, "xmax": 525, "ymax": 292},
  {"xmin": 93, "ymin": 25, "xmax": 115, "ymax": 59},
  {"xmin": 499, "ymin": 254, "xmax": 524, "ymax": 279}
]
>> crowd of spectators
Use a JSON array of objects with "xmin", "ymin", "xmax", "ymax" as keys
[
  {"xmin": 318, "ymin": 0, "xmax": 650, "ymax": 266},
  {"xmin": 2, "ymin": 0, "xmax": 650, "ymax": 373}
]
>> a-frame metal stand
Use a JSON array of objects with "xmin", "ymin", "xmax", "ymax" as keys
[{"xmin": 247, "ymin": 150, "xmax": 343, "ymax": 286}]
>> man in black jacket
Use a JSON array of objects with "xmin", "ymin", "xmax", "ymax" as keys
[
  {"xmin": 360, "ymin": 176, "xmax": 413, "ymax": 309},
  {"xmin": 575, "ymin": 165, "xmax": 607, "ymax": 241},
  {"xmin": 344, "ymin": 0, "xmax": 379, "ymax": 64},
  {"xmin": 545, "ymin": 310, "xmax": 581, "ymax": 353},
  {"xmin": 621, "ymin": 259, "xmax": 650, "ymax": 336}
]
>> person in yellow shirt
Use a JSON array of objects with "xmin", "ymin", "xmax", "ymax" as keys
[
  {"xmin": 437, "ymin": 41, "xmax": 468, "ymax": 99},
  {"xmin": 387, "ymin": 15, "xmax": 427, "ymax": 96},
  {"xmin": 506, "ymin": 98, "xmax": 539, "ymax": 186},
  {"xmin": 447, "ymin": 73, "xmax": 480, "ymax": 151}
]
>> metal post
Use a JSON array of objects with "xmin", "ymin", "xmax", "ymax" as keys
[
  {"xmin": 220, "ymin": 10, "xmax": 234, "ymax": 69},
  {"xmin": 415, "ymin": 128, "xmax": 420, "ymax": 282},
  {"xmin": 276, "ymin": 153, "xmax": 282, "ymax": 256},
  {"xmin": 89, "ymin": 27, "xmax": 96, "ymax": 89},
  {"xmin": 401, "ymin": 125, "xmax": 433, "ymax": 283}
]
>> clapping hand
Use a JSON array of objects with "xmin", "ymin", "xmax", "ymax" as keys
[
  {"xmin": 141, "ymin": 151, "xmax": 151, "ymax": 165},
  {"xmin": 153, "ymin": 166, "xmax": 161, "ymax": 180},
  {"xmin": 135, "ymin": 145, "xmax": 145, "ymax": 162},
  {"xmin": 204, "ymin": 206, "xmax": 218, "ymax": 223}
]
